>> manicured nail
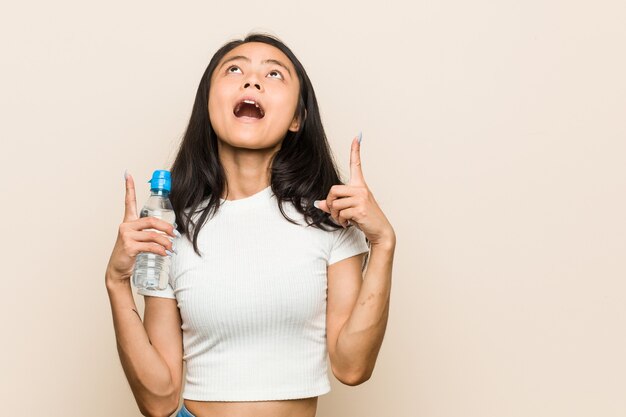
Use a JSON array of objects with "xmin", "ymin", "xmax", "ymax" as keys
[
  {"xmin": 357, "ymin": 131, "xmax": 362, "ymax": 144},
  {"xmin": 173, "ymin": 228, "xmax": 182, "ymax": 238},
  {"xmin": 124, "ymin": 169, "xmax": 128, "ymax": 180},
  {"xmin": 165, "ymin": 250, "xmax": 174, "ymax": 257},
  {"xmin": 313, "ymin": 200, "xmax": 321, "ymax": 209}
]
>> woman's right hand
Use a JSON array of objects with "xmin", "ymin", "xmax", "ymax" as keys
[{"xmin": 105, "ymin": 171, "xmax": 179, "ymax": 288}]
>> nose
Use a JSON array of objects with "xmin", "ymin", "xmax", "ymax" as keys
[{"xmin": 243, "ymin": 81, "xmax": 262, "ymax": 91}]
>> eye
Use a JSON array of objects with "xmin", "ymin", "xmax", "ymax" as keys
[
  {"xmin": 268, "ymin": 70, "xmax": 284, "ymax": 80},
  {"xmin": 226, "ymin": 65, "xmax": 242, "ymax": 74}
]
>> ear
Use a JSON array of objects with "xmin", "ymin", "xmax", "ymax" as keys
[{"xmin": 288, "ymin": 108, "xmax": 307, "ymax": 132}]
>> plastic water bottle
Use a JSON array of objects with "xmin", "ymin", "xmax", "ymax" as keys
[{"xmin": 132, "ymin": 169, "xmax": 176, "ymax": 291}]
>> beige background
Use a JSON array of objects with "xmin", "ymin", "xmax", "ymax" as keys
[{"xmin": 1, "ymin": 0, "xmax": 625, "ymax": 416}]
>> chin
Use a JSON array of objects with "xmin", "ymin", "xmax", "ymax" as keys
[{"xmin": 221, "ymin": 135, "xmax": 283, "ymax": 151}]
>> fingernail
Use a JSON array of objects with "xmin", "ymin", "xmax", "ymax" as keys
[
  {"xmin": 313, "ymin": 200, "xmax": 321, "ymax": 209},
  {"xmin": 165, "ymin": 250, "xmax": 173, "ymax": 257},
  {"xmin": 124, "ymin": 169, "xmax": 128, "ymax": 180},
  {"xmin": 357, "ymin": 131, "xmax": 362, "ymax": 144},
  {"xmin": 170, "ymin": 247, "xmax": 178, "ymax": 255},
  {"xmin": 173, "ymin": 229, "xmax": 182, "ymax": 238}
]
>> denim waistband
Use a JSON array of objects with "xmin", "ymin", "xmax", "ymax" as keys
[{"xmin": 177, "ymin": 403, "xmax": 196, "ymax": 417}]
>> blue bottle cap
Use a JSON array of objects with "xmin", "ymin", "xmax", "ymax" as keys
[{"xmin": 148, "ymin": 170, "xmax": 171, "ymax": 192}]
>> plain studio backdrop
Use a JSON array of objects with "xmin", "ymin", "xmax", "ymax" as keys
[{"xmin": 1, "ymin": 0, "xmax": 625, "ymax": 416}]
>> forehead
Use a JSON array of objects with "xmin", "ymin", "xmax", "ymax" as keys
[{"xmin": 218, "ymin": 42, "xmax": 295, "ymax": 72}]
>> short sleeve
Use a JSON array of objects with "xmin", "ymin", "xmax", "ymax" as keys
[{"xmin": 328, "ymin": 225, "xmax": 370, "ymax": 266}]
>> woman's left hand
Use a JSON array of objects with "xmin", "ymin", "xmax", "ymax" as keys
[{"xmin": 314, "ymin": 134, "xmax": 396, "ymax": 248}]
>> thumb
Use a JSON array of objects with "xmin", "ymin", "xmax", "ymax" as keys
[{"xmin": 313, "ymin": 200, "xmax": 330, "ymax": 213}]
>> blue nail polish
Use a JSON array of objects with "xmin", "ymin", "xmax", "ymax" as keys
[{"xmin": 357, "ymin": 131, "xmax": 362, "ymax": 144}]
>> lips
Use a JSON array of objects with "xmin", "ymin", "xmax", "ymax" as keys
[{"xmin": 233, "ymin": 97, "xmax": 265, "ymax": 119}]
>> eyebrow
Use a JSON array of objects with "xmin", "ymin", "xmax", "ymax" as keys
[{"xmin": 218, "ymin": 55, "xmax": 293, "ymax": 78}]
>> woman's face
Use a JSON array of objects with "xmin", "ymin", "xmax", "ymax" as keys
[{"xmin": 208, "ymin": 42, "xmax": 302, "ymax": 150}]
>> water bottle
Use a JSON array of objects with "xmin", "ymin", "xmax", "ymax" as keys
[{"xmin": 132, "ymin": 169, "xmax": 176, "ymax": 291}]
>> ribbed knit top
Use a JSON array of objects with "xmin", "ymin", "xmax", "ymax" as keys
[{"xmin": 136, "ymin": 185, "xmax": 370, "ymax": 401}]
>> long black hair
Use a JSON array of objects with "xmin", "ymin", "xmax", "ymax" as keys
[{"xmin": 169, "ymin": 32, "xmax": 369, "ymax": 267}]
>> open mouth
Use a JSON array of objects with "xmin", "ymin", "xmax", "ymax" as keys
[{"xmin": 233, "ymin": 99, "xmax": 265, "ymax": 119}]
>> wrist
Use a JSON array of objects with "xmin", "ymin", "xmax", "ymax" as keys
[
  {"xmin": 105, "ymin": 271, "xmax": 132, "ymax": 292},
  {"xmin": 371, "ymin": 239, "xmax": 396, "ymax": 253},
  {"xmin": 371, "ymin": 229, "xmax": 396, "ymax": 251}
]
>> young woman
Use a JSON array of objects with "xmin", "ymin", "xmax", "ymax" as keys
[{"xmin": 105, "ymin": 32, "xmax": 396, "ymax": 417}]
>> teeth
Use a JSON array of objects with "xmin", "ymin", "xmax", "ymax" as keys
[{"xmin": 243, "ymin": 99, "xmax": 261, "ymax": 109}]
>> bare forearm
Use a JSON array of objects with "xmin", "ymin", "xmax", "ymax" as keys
[
  {"xmin": 335, "ymin": 240, "xmax": 395, "ymax": 382},
  {"xmin": 106, "ymin": 275, "xmax": 176, "ymax": 415}
]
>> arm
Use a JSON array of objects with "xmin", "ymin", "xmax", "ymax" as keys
[
  {"xmin": 106, "ymin": 272, "xmax": 183, "ymax": 417},
  {"xmin": 319, "ymin": 133, "xmax": 396, "ymax": 385},
  {"xmin": 327, "ymin": 239, "xmax": 395, "ymax": 385}
]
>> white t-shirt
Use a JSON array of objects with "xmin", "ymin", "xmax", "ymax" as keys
[{"xmin": 137, "ymin": 185, "xmax": 370, "ymax": 401}]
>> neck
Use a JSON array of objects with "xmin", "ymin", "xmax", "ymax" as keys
[{"xmin": 217, "ymin": 141, "xmax": 277, "ymax": 200}]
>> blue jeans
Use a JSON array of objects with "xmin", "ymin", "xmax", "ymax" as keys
[{"xmin": 177, "ymin": 403, "xmax": 196, "ymax": 417}]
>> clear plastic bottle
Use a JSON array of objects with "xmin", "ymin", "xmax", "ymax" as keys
[{"xmin": 132, "ymin": 169, "xmax": 176, "ymax": 291}]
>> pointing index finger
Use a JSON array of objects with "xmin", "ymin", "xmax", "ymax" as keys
[
  {"xmin": 124, "ymin": 171, "xmax": 138, "ymax": 221},
  {"xmin": 348, "ymin": 133, "xmax": 365, "ymax": 185}
]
